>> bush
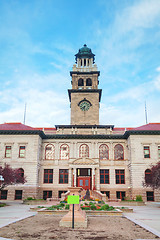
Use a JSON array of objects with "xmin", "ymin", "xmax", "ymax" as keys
[
  {"xmin": 26, "ymin": 197, "xmax": 35, "ymax": 200},
  {"xmin": 90, "ymin": 205, "xmax": 97, "ymax": 210},
  {"xmin": 100, "ymin": 204, "xmax": 109, "ymax": 210},
  {"xmin": 59, "ymin": 202, "xmax": 65, "ymax": 207},
  {"xmin": 65, "ymin": 204, "xmax": 69, "ymax": 210},
  {"xmin": 0, "ymin": 203, "xmax": 6, "ymax": 207},
  {"xmin": 108, "ymin": 206, "xmax": 114, "ymax": 211},
  {"xmin": 136, "ymin": 195, "xmax": 143, "ymax": 202}
]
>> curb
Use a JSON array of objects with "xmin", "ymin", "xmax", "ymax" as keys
[{"xmin": 124, "ymin": 215, "xmax": 160, "ymax": 238}]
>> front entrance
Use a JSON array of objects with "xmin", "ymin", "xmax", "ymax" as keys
[
  {"xmin": 78, "ymin": 176, "xmax": 91, "ymax": 190},
  {"xmin": 76, "ymin": 168, "xmax": 92, "ymax": 190}
]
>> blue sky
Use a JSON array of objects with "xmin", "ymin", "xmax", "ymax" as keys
[{"xmin": 0, "ymin": 0, "xmax": 160, "ymax": 127}]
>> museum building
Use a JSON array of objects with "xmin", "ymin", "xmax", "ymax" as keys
[{"xmin": 0, "ymin": 45, "xmax": 160, "ymax": 202}]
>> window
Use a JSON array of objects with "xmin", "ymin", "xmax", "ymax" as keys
[
  {"xmin": 59, "ymin": 169, "xmax": 68, "ymax": 184},
  {"xmin": 0, "ymin": 190, "xmax": 8, "ymax": 200},
  {"xmin": 19, "ymin": 146, "xmax": 25, "ymax": 158},
  {"xmin": 158, "ymin": 146, "xmax": 160, "ymax": 158},
  {"xmin": 60, "ymin": 144, "xmax": 69, "ymax": 160},
  {"xmin": 100, "ymin": 169, "xmax": 109, "ymax": 184},
  {"xmin": 86, "ymin": 78, "xmax": 92, "ymax": 86},
  {"xmin": 115, "ymin": 170, "xmax": 125, "ymax": 184},
  {"xmin": 79, "ymin": 144, "xmax": 89, "ymax": 158},
  {"xmin": 58, "ymin": 190, "xmax": 67, "ymax": 198},
  {"xmin": 101, "ymin": 191, "xmax": 110, "ymax": 199},
  {"xmin": 145, "ymin": 169, "xmax": 152, "ymax": 184},
  {"xmin": 5, "ymin": 146, "xmax": 11, "ymax": 158},
  {"xmin": 146, "ymin": 191, "xmax": 154, "ymax": 201},
  {"xmin": 45, "ymin": 144, "xmax": 55, "ymax": 160},
  {"xmin": 114, "ymin": 144, "xmax": 124, "ymax": 160},
  {"xmin": 78, "ymin": 78, "xmax": 84, "ymax": 86},
  {"xmin": 15, "ymin": 190, "xmax": 23, "ymax": 200},
  {"xmin": 18, "ymin": 168, "xmax": 24, "ymax": 178},
  {"xmin": 44, "ymin": 169, "xmax": 53, "ymax": 183},
  {"xmin": 99, "ymin": 144, "xmax": 109, "ymax": 160},
  {"xmin": 144, "ymin": 146, "xmax": 150, "ymax": 158},
  {"xmin": 43, "ymin": 191, "xmax": 52, "ymax": 200},
  {"xmin": 116, "ymin": 191, "xmax": 126, "ymax": 200}
]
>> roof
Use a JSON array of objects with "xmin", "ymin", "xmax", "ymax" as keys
[
  {"xmin": 0, "ymin": 122, "xmax": 36, "ymax": 131},
  {"xmin": 133, "ymin": 123, "xmax": 160, "ymax": 131},
  {"xmin": 75, "ymin": 44, "xmax": 95, "ymax": 63}
]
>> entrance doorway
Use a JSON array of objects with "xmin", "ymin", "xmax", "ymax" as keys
[{"xmin": 77, "ymin": 168, "xmax": 92, "ymax": 190}]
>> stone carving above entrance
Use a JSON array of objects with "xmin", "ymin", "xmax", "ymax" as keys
[{"xmin": 72, "ymin": 158, "xmax": 97, "ymax": 165}]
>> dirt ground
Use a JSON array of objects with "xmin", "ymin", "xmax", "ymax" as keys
[{"xmin": 0, "ymin": 215, "xmax": 159, "ymax": 240}]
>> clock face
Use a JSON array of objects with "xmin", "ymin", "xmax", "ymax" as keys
[{"xmin": 79, "ymin": 101, "xmax": 90, "ymax": 111}]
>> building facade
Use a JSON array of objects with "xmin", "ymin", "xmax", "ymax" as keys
[{"xmin": 0, "ymin": 45, "xmax": 160, "ymax": 202}]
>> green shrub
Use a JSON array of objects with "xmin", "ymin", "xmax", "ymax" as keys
[
  {"xmin": 108, "ymin": 206, "xmax": 114, "ymax": 211},
  {"xmin": 0, "ymin": 203, "xmax": 6, "ymax": 207},
  {"xmin": 84, "ymin": 202, "xmax": 88, "ymax": 206},
  {"xmin": 136, "ymin": 195, "xmax": 143, "ymax": 202},
  {"xmin": 26, "ymin": 197, "xmax": 35, "ymax": 200},
  {"xmin": 100, "ymin": 204, "xmax": 109, "ymax": 210},
  {"xmin": 90, "ymin": 205, "xmax": 97, "ymax": 210},
  {"xmin": 59, "ymin": 203, "xmax": 65, "ymax": 207},
  {"xmin": 65, "ymin": 204, "xmax": 69, "ymax": 210},
  {"xmin": 37, "ymin": 206, "xmax": 44, "ymax": 208}
]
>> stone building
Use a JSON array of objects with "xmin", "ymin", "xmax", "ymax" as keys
[{"xmin": 0, "ymin": 44, "xmax": 160, "ymax": 202}]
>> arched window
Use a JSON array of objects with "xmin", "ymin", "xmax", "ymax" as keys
[
  {"xmin": 99, "ymin": 144, "xmax": 109, "ymax": 160},
  {"xmin": 45, "ymin": 144, "xmax": 55, "ymax": 160},
  {"xmin": 114, "ymin": 144, "xmax": 124, "ymax": 160},
  {"xmin": 18, "ymin": 168, "xmax": 24, "ymax": 178},
  {"xmin": 78, "ymin": 78, "xmax": 84, "ymax": 86},
  {"xmin": 86, "ymin": 78, "xmax": 92, "ymax": 86},
  {"xmin": 60, "ymin": 144, "xmax": 69, "ymax": 160},
  {"xmin": 145, "ymin": 169, "xmax": 152, "ymax": 184},
  {"xmin": 79, "ymin": 144, "xmax": 89, "ymax": 158}
]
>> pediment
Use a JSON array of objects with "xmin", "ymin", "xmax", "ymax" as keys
[{"xmin": 72, "ymin": 158, "xmax": 97, "ymax": 165}]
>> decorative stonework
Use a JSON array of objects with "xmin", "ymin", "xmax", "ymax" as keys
[{"xmin": 72, "ymin": 158, "xmax": 97, "ymax": 165}]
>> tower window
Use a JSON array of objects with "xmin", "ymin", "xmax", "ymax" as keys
[
  {"xmin": 86, "ymin": 78, "xmax": 92, "ymax": 86},
  {"xmin": 78, "ymin": 78, "xmax": 84, "ymax": 86},
  {"xmin": 84, "ymin": 59, "xmax": 86, "ymax": 66}
]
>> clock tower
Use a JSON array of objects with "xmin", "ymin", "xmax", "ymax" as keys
[{"xmin": 68, "ymin": 44, "xmax": 102, "ymax": 125}]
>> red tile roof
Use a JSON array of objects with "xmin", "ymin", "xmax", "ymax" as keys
[
  {"xmin": 133, "ymin": 123, "xmax": 160, "ymax": 131},
  {"xmin": 0, "ymin": 122, "xmax": 36, "ymax": 130}
]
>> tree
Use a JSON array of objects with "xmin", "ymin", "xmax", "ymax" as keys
[
  {"xmin": 144, "ymin": 161, "xmax": 160, "ymax": 189},
  {"xmin": 0, "ymin": 164, "xmax": 26, "ymax": 191}
]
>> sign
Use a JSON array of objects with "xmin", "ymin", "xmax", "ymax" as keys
[{"xmin": 67, "ymin": 195, "xmax": 79, "ymax": 204}]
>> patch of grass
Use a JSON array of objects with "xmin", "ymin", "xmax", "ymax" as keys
[{"xmin": 0, "ymin": 203, "xmax": 6, "ymax": 207}]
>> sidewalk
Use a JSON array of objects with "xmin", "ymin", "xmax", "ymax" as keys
[
  {"xmin": 123, "ymin": 204, "xmax": 160, "ymax": 238},
  {"xmin": 0, "ymin": 201, "xmax": 36, "ymax": 229}
]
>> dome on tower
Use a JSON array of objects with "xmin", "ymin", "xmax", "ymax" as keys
[{"xmin": 75, "ymin": 44, "xmax": 95, "ymax": 63}]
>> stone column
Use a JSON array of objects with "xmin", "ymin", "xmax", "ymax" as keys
[
  {"xmin": 73, "ymin": 168, "xmax": 76, "ymax": 187},
  {"xmin": 69, "ymin": 168, "xmax": 72, "ymax": 187},
  {"xmin": 96, "ymin": 168, "xmax": 100, "ymax": 191}
]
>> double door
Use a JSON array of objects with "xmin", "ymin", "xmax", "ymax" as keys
[{"xmin": 77, "ymin": 176, "xmax": 91, "ymax": 190}]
